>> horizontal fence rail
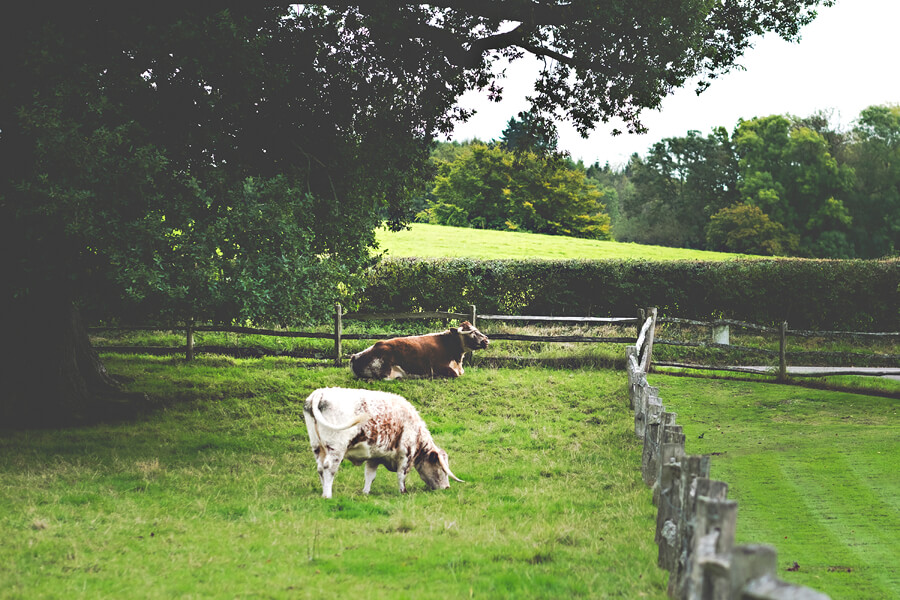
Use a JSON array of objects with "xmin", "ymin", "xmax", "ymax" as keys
[{"xmin": 90, "ymin": 304, "xmax": 644, "ymax": 363}]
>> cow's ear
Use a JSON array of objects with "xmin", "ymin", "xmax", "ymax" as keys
[
  {"xmin": 428, "ymin": 450, "xmax": 440, "ymax": 464},
  {"xmin": 450, "ymin": 327, "xmax": 458, "ymax": 334}
]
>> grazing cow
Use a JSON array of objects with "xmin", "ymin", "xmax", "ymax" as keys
[
  {"xmin": 350, "ymin": 321, "xmax": 489, "ymax": 380},
  {"xmin": 303, "ymin": 387, "xmax": 464, "ymax": 498}
]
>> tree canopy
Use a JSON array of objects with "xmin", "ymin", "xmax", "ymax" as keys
[
  {"xmin": 614, "ymin": 106, "xmax": 897, "ymax": 258},
  {"xmin": 421, "ymin": 142, "xmax": 611, "ymax": 239}
]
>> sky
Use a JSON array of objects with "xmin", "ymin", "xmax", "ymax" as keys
[{"xmin": 448, "ymin": 0, "xmax": 900, "ymax": 167}]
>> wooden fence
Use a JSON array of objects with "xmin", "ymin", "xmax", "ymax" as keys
[
  {"xmin": 653, "ymin": 316, "xmax": 900, "ymax": 380},
  {"xmin": 628, "ymin": 309, "xmax": 830, "ymax": 599},
  {"xmin": 90, "ymin": 304, "xmax": 642, "ymax": 363}
]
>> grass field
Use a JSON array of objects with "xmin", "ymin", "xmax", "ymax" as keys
[
  {"xmin": 0, "ymin": 357, "xmax": 670, "ymax": 600},
  {"xmin": 653, "ymin": 374, "xmax": 899, "ymax": 599},
  {"xmin": 2, "ymin": 353, "xmax": 896, "ymax": 599},
  {"xmin": 375, "ymin": 223, "xmax": 753, "ymax": 260}
]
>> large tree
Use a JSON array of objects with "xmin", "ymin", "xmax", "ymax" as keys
[
  {"xmin": 845, "ymin": 105, "xmax": 900, "ymax": 258},
  {"xmin": 1, "ymin": 2, "xmax": 832, "ymax": 424},
  {"xmin": 624, "ymin": 128, "xmax": 739, "ymax": 248},
  {"xmin": 425, "ymin": 143, "xmax": 611, "ymax": 238},
  {"xmin": 733, "ymin": 114, "xmax": 854, "ymax": 257}
]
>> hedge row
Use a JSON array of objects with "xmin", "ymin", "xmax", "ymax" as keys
[{"xmin": 355, "ymin": 258, "xmax": 900, "ymax": 331}]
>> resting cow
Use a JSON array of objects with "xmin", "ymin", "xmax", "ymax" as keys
[
  {"xmin": 303, "ymin": 387, "xmax": 463, "ymax": 498},
  {"xmin": 350, "ymin": 321, "xmax": 489, "ymax": 380}
]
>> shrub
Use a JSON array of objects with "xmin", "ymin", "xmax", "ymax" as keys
[{"xmin": 356, "ymin": 258, "xmax": 900, "ymax": 330}]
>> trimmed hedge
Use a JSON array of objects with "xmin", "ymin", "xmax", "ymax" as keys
[{"xmin": 356, "ymin": 258, "xmax": 900, "ymax": 331}]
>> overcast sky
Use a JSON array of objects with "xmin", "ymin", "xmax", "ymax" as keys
[{"xmin": 448, "ymin": 0, "xmax": 900, "ymax": 167}]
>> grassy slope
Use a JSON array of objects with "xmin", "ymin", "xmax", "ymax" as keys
[
  {"xmin": 376, "ymin": 223, "xmax": 753, "ymax": 260},
  {"xmin": 653, "ymin": 375, "xmax": 899, "ymax": 599},
  {"xmin": 0, "ymin": 357, "xmax": 669, "ymax": 600}
]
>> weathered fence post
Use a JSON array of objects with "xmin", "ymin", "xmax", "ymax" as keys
[
  {"xmin": 667, "ymin": 456, "xmax": 712, "ymax": 598},
  {"xmin": 778, "ymin": 321, "xmax": 788, "ymax": 381},
  {"xmin": 642, "ymin": 411, "xmax": 677, "ymax": 487},
  {"xmin": 711, "ymin": 323, "xmax": 730, "ymax": 345},
  {"xmin": 653, "ymin": 432, "xmax": 685, "ymax": 506},
  {"xmin": 635, "ymin": 383, "xmax": 660, "ymax": 438},
  {"xmin": 673, "ymin": 478, "xmax": 729, "ymax": 600},
  {"xmin": 186, "ymin": 319, "xmax": 195, "ymax": 361},
  {"xmin": 656, "ymin": 459, "xmax": 683, "ymax": 571},
  {"xmin": 465, "ymin": 304, "xmax": 477, "ymax": 365},
  {"xmin": 334, "ymin": 303, "xmax": 343, "ymax": 367},
  {"xmin": 642, "ymin": 307, "xmax": 658, "ymax": 372},
  {"xmin": 688, "ymin": 496, "xmax": 738, "ymax": 600},
  {"xmin": 728, "ymin": 544, "xmax": 778, "ymax": 597}
]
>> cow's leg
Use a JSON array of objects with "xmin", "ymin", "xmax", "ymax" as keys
[
  {"xmin": 319, "ymin": 450, "xmax": 343, "ymax": 499},
  {"xmin": 362, "ymin": 461, "xmax": 378, "ymax": 494},
  {"xmin": 385, "ymin": 364, "xmax": 407, "ymax": 380},
  {"xmin": 313, "ymin": 448, "xmax": 325, "ymax": 487},
  {"xmin": 432, "ymin": 363, "xmax": 462, "ymax": 378},
  {"xmin": 396, "ymin": 454, "xmax": 412, "ymax": 493}
]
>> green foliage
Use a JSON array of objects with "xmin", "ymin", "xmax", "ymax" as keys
[
  {"xmin": 358, "ymin": 257, "xmax": 900, "ymax": 330},
  {"xmin": 422, "ymin": 143, "xmax": 611, "ymax": 239},
  {"xmin": 846, "ymin": 104, "xmax": 900, "ymax": 257},
  {"xmin": 734, "ymin": 115, "xmax": 855, "ymax": 257},
  {"xmin": 706, "ymin": 203, "xmax": 797, "ymax": 255},
  {"xmin": 4, "ymin": 7, "xmax": 451, "ymax": 326},
  {"xmin": 606, "ymin": 105, "xmax": 900, "ymax": 258},
  {"xmin": 499, "ymin": 111, "xmax": 559, "ymax": 154},
  {"xmin": 624, "ymin": 128, "xmax": 739, "ymax": 248}
]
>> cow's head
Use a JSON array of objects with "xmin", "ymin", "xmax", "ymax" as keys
[
  {"xmin": 455, "ymin": 321, "xmax": 490, "ymax": 350},
  {"xmin": 416, "ymin": 446, "xmax": 464, "ymax": 490}
]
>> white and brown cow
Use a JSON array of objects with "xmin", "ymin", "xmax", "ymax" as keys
[
  {"xmin": 303, "ymin": 387, "xmax": 463, "ymax": 498},
  {"xmin": 350, "ymin": 321, "xmax": 489, "ymax": 380}
]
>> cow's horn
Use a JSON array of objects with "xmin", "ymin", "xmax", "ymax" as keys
[{"xmin": 438, "ymin": 452, "xmax": 465, "ymax": 483}]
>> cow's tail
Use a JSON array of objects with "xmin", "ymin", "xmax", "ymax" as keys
[{"xmin": 310, "ymin": 391, "xmax": 369, "ymax": 431}]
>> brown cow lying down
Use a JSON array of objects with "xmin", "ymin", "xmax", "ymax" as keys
[
  {"xmin": 350, "ymin": 321, "xmax": 489, "ymax": 380},
  {"xmin": 303, "ymin": 387, "xmax": 463, "ymax": 498}
]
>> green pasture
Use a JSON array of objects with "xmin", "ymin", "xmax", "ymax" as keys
[
  {"xmin": 375, "ymin": 223, "xmax": 753, "ymax": 260},
  {"xmin": 0, "ymin": 357, "xmax": 669, "ymax": 600},
  {"xmin": 654, "ymin": 375, "xmax": 899, "ymax": 599}
]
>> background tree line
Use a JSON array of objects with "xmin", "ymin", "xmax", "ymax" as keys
[
  {"xmin": 418, "ymin": 105, "xmax": 899, "ymax": 258},
  {"xmin": 609, "ymin": 105, "xmax": 900, "ymax": 258}
]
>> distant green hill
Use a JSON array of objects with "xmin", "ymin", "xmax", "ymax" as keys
[{"xmin": 376, "ymin": 223, "xmax": 754, "ymax": 261}]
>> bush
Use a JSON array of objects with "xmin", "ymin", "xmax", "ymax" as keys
[{"xmin": 356, "ymin": 258, "xmax": 900, "ymax": 331}]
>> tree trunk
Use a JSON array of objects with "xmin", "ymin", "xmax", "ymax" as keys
[{"xmin": 1, "ymin": 293, "xmax": 138, "ymax": 427}]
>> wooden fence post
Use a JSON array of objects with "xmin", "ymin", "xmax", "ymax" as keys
[
  {"xmin": 186, "ymin": 319, "xmax": 194, "ymax": 361},
  {"xmin": 656, "ymin": 459, "xmax": 683, "ymax": 571},
  {"xmin": 642, "ymin": 307, "xmax": 658, "ymax": 372},
  {"xmin": 465, "ymin": 304, "xmax": 477, "ymax": 365},
  {"xmin": 635, "ymin": 384, "xmax": 659, "ymax": 438},
  {"xmin": 642, "ymin": 411, "xmax": 677, "ymax": 487},
  {"xmin": 728, "ymin": 544, "xmax": 778, "ymax": 597},
  {"xmin": 778, "ymin": 321, "xmax": 788, "ymax": 381},
  {"xmin": 673, "ymin": 478, "xmax": 728, "ymax": 600},
  {"xmin": 688, "ymin": 496, "xmax": 738, "ymax": 600},
  {"xmin": 653, "ymin": 434, "xmax": 685, "ymax": 506},
  {"xmin": 334, "ymin": 303, "xmax": 343, "ymax": 367},
  {"xmin": 667, "ymin": 455, "xmax": 712, "ymax": 598}
]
